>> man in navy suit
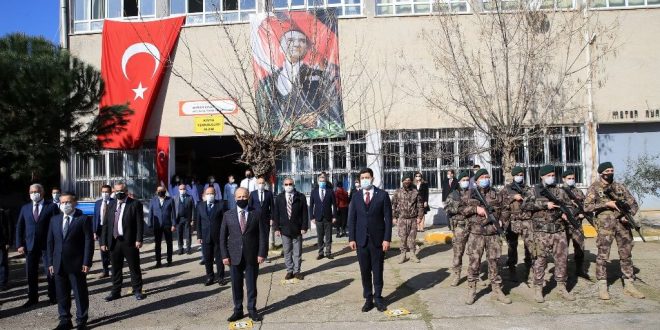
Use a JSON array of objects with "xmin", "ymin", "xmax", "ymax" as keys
[
  {"xmin": 348, "ymin": 168, "xmax": 393, "ymax": 313},
  {"xmin": 174, "ymin": 183, "xmax": 195, "ymax": 255},
  {"xmin": 92, "ymin": 185, "xmax": 113, "ymax": 278},
  {"xmin": 196, "ymin": 186, "xmax": 226, "ymax": 286},
  {"xmin": 273, "ymin": 178, "xmax": 308, "ymax": 280},
  {"xmin": 247, "ymin": 176, "xmax": 274, "ymax": 248},
  {"xmin": 221, "ymin": 187, "xmax": 268, "ymax": 322},
  {"xmin": 148, "ymin": 186, "xmax": 176, "ymax": 268},
  {"xmin": 16, "ymin": 183, "xmax": 59, "ymax": 307},
  {"xmin": 309, "ymin": 173, "xmax": 337, "ymax": 259},
  {"xmin": 47, "ymin": 193, "xmax": 93, "ymax": 330}
]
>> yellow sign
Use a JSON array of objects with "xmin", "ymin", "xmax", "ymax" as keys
[
  {"xmin": 229, "ymin": 320, "xmax": 253, "ymax": 329},
  {"xmin": 384, "ymin": 308, "xmax": 411, "ymax": 317},
  {"xmin": 194, "ymin": 115, "xmax": 224, "ymax": 134}
]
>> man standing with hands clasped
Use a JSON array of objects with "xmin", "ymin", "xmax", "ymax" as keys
[
  {"xmin": 392, "ymin": 172, "xmax": 425, "ymax": 264},
  {"xmin": 309, "ymin": 173, "xmax": 337, "ymax": 260},
  {"xmin": 348, "ymin": 168, "xmax": 392, "ymax": 313}
]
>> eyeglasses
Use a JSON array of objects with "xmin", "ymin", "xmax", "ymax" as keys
[{"xmin": 283, "ymin": 183, "xmax": 294, "ymax": 186}]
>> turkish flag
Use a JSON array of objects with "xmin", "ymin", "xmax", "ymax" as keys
[
  {"xmin": 156, "ymin": 136, "xmax": 170, "ymax": 187},
  {"xmin": 98, "ymin": 16, "xmax": 185, "ymax": 149}
]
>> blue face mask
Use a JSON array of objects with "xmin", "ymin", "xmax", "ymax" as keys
[
  {"xmin": 319, "ymin": 182, "xmax": 327, "ymax": 189},
  {"xmin": 360, "ymin": 179, "xmax": 372, "ymax": 190},
  {"xmin": 478, "ymin": 178, "xmax": 491, "ymax": 189}
]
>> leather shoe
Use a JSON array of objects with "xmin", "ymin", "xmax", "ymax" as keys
[
  {"xmin": 21, "ymin": 299, "xmax": 38, "ymax": 308},
  {"xmin": 361, "ymin": 300, "xmax": 374, "ymax": 312},
  {"xmin": 295, "ymin": 273, "xmax": 305, "ymax": 280},
  {"xmin": 186, "ymin": 248, "xmax": 192, "ymax": 254},
  {"xmin": 53, "ymin": 321, "xmax": 73, "ymax": 330},
  {"xmin": 284, "ymin": 272, "xmax": 294, "ymax": 280},
  {"xmin": 326, "ymin": 254, "xmax": 334, "ymax": 259},
  {"xmin": 204, "ymin": 278, "xmax": 214, "ymax": 286},
  {"xmin": 104, "ymin": 293, "xmax": 120, "ymax": 302},
  {"xmin": 218, "ymin": 278, "xmax": 229, "ymax": 286},
  {"xmin": 134, "ymin": 292, "xmax": 145, "ymax": 300},
  {"xmin": 248, "ymin": 310, "xmax": 263, "ymax": 322},
  {"xmin": 316, "ymin": 254, "xmax": 324, "ymax": 260},
  {"xmin": 49, "ymin": 298, "xmax": 58, "ymax": 305},
  {"xmin": 76, "ymin": 324, "xmax": 88, "ymax": 330},
  {"xmin": 178, "ymin": 249, "xmax": 184, "ymax": 255},
  {"xmin": 0, "ymin": 285, "xmax": 8, "ymax": 292},
  {"xmin": 199, "ymin": 260, "xmax": 205, "ymax": 265},
  {"xmin": 166, "ymin": 261, "xmax": 172, "ymax": 267},
  {"xmin": 227, "ymin": 311, "xmax": 244, "ymax": 322},
  {"xmin": 375, "ymin": 300, "xmax": 387, "ymax": 312},
  {"xmin": 155, "ymin": 262, "xmax": 162, "ymax": 269}
]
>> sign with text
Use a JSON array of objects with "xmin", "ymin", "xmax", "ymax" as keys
[
  {"xmin": 194, "ymin": 116, "xmax": 224, "ymax": 133},
  {"xmin": 179, "ymin": 99, "xmax": 238, "ymax": 116}
]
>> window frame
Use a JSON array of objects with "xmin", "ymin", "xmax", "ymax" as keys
[
  {"xmin": 71, "ymin": 0, "xmax": 159, "ymax": 33},
  {"xmin": 375, "ymin": 0, "xmax": 471, "ymax": 17}
]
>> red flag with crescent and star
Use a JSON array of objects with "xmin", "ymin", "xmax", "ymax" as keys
[{"xmin": 98, "ymin": 16, "xmax": 185, "ymax": 149}]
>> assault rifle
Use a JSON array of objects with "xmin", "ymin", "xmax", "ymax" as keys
[
  {"xmin": 540, "ymin": 187, "xmax": 584, "ymax": 238},
  {"xmin": 562, "ymin": 187, "xmax": 596, "ymax": 228},
  {"xmin": 604, "ymin": 188, "xmax": 646, "ymax": 242},
  {"xmin": 472, "ymin": 188, "xmax": 505, "ymax": 239},
  {"xmin": 510, "ymin": 182, "xmax": 524, "ymax": 195}
]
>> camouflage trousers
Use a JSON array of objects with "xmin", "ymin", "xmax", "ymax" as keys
[
  {"xmin": 532, "ymin": 231, "xmax": 568, "ymax": 286},
  {"xmin": 506, "ymin": 220, "xmax": 533, "ymax": 269},
  {"xmin": 566, "ymin": 222, "xmax": 585, "ymax": 263},
  {"xmin": 467, "ymin": 234, "xmax": 502, "ymax": 285},
  {"xmin": 596, "ymin": 218, "xmax": 635, "ymax": 280},
  {"xmin": 398, "ymin": 218, "xmax": 418, "ymax": 253},
  {"xmin": 451, "ymin": 225, "xmax": 470, "ymax": 273}
]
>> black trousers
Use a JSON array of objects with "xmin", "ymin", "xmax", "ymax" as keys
[
  {"xmin": 0, "ymin": 246, "xmax": 8, "ymax": 287},
  {"xmin": 336, "ymin": 208, "xmax": 348, "ymax": 231},
  {"xmin": 356, "ymin": 239, "xmax": 384, "ymax": 301},
  {"xmin": 505, "ymin": 227, "xmax": 532, "ymax": 268},
  {"xmin": 202, "ymin": 241, "xmax": 224, "ymax": 280},
  {"xmin": 110, "ymin": 238, "xmax": 143, "ymax": 294},
  {"xmin": 55, "ymin": 271, "xmax": 88, "ymax": 325},
  {"xmin": 154, "ymin": 226, "xmax": 173, "ymax": 264},
  {"xmin": 97, "ymin": 225, "xmax": 110, "ymax": 273},
  {"xmin": 316, "ymin": 220, "xmax": 333, "ymax": 255},
  {"xmin": 25, "ymin": 249, "xmax": 55, "ymax": 301},
  {"xmin": 176, "ymin": 219, "xmax": 192, "ymax": 250},
  {"xmin": 230, "ymin": 257, "xmax": 259, "ymax": 313}
]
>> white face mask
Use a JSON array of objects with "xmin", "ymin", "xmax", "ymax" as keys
[
  {"xmin": 179, "ymin": 190, "xmax": 186, "ymax": 195},
  {"xmin": 284, "ymin": 185, "xmax": 294, "ymax": 193},
  {"xmin": 360, "ymin": 179, "xmax": 372, "ymax": 190},
  {"xmin": 257, "ymin": 183, "xmax": 265, "ymax": 191},
  {"xmin": 354, "ymin": 183, "xmax": 360, "ymax": 188},
  {"xmin": 459, "ymin": 181, "xmax": 469, "ymax": 189},
  {"xmin": 543, "ymin": 176, "xmax": 556, "ymax": 186},
  {"xmin": 565, "ymin": 179, "xmax": 576, "ymax": 187},
  {"xmin": 447, "ymin": 175, "xmax": 454, "ymax": 179},
  {"xmin": 101, "ymin": 192, "xmax": 110, "ymax": 200},
  {"xmin": 205, "ymin": 194, "xmax": 215, "ymax": 203},
  {"xmin": 514, "ymin": 176, "xmax": 524, "ymax": 183},
  {"xmin": 30, "ymin": 193, "xmax": 41, "ymax": 203},
  {"xmin": 60, "ymin": 203, "xmax": 74, "ymax": 215},
  {"xmin": 52, "ymin": 193, "xmax": 61, "ymax": 201}
]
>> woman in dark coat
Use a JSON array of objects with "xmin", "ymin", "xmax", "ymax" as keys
[{"xmin": 414, "ymin": 171, "xmax": 430, "ymax": 232}]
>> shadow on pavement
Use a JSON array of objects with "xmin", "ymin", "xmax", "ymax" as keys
[
  {"xmin": 384, "ymin": 268, "xmax": 449, "ymax": 305},
  {"xmin": 261, "ymin": 279, "xmax": 353, "ymax": 315}
]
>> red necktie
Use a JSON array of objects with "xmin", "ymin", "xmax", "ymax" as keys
[{"xmin": 365, "ymin": 191, "xmax": 371, "ymax": 206}]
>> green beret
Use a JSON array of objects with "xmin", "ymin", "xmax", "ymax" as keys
[
  {"xmin": 539, "ymin": 164, "xmax": 555, "ymax": 177},
  {"xmin": 402, "ymin": 172, "xmax": 414, "ymax": 181},
  {"xmin": 562, "ymin": 169, "xmax": 575, "ymax": 177},
  {"xmin": 473, "ymin": 168, "xmax": 489, "ymax": 180},
  {"xmin": 457, "ymin": 171, "xmax": 469, "ymax": 181},
  {"xmin": 598, "ymin": 162, "xmax": 613, "ymax": 173},
  {"xmin": 511, "ymin": 166, "xmax": 524, "ymax": 176}
]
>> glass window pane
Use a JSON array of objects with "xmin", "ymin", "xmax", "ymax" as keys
[
  {"xmin": 74, "ymin": 0, "xmax": 89, "ymax": 21},
  {"xmin": 206, "ymin": 0, "xmax": 220, "ymax": 11},
  {"xmin": 377, "ymin": 5, "xmax": 394, "ymax": 15},
  {"xmin": 350, "ymin": 143, "xmax": 366, "ymax": 170},
  {"xmin": 313, "ymin": 145, "xmax": 329, "ymax": 171},
  {"xmin": 383, "ymin": 171, "xmax": 400, "ymax": 190},
  {"xmin": 92, "ymin": 0, "xmax": 105, "ymax": 19},
  {"xmin": 273, "ymin": 0, "xmax": 288, "ymax": 8},
  {"xmin": 404, "ymin": 142, "xmax": 418, "ymax": 168},
  {"xmin": 333, "ymin": 145, "xmax": 346, "ymax": 169},
  {"xmin": 557, "ymin": 0, "xmax": 573, "ymax": 8},
  {"xmin": 421, "ymin": 170, "xmax": 438, "ymax": 189},
  {"xmin": 528, "ymin": 137, "xmax": 544, "ymax": 164},
  {"xmin": 189, "ymin": 0, "xmax": 204, "ymax": 12},
  {"xmin": 186, "ymin": 14, "xmax": 204, "ymax": 23},
  {"xmin": 73, "ymin": 22, "xmax": 89, "ymax": 32},
  {"xmin": 628, "ymin": 0, "xmax": 644, "ymax": 4},
  {"xmin": 648, "ymin": 0, "xmax": 660, "ymax": 4},
  {"xmin": 378, "ymin": 0, "xmax": 392, "ymax": 3},
  {"xmin": 140, "ymin": 0, "xmax": 155, "ymax": 16},
  {"xmin": 240, "ymin": 0, "xmax": 256, "ymax": 9},
  {"xmin": 222, "ymin": 0, "xmax": 237, "ymax": 10},
  {"xmin": 414, "ymin": 4, "xmax": 430, "ymax": 12},
  {"xmin": 291, "ymin": 0, "xmax": 305, "ymax": 6},
  {"xmin": 515, "ymin": 145, "xmax": 525, "ymax": 163},
  {"xmin": 421, "ymin": 142, "xmax": 437, "ymax": 168},
  {"xmin": 383, "ymin": 143, "xmax": 400, "ymax": 170},
  {"xmin": 458, "ymin": 140, "xmax": 471, "ymax": 167},
  {"xmin": 346, "ymin": 0, "xmax": 361, "ymax": 4},
  {"xmin": 608, "ymin": 0, "xmax": 625, "ymax": 6},
  {"xmin": 345, "ymin": 5, "xmax": 360, "ymax": 15},
  {"xmin": 451, "ymin": 2, "xmax": 467, "ymax": 11},
  {"xmin": 93, "ymin": 154, "xmax": 106, "ymax": 177},
  {"xmin": 590, "ymin": 0, "xmax": 606, "ymax": 7},
  {"xmin": 492, "ymin": 167, "xmax": 504, "ymax": 187},
  {"xmin": 222, "ymin": 12, "xmax": 239, "ymax": 21},
  {"xmin": 296, "ymin": 148, "xmax": 311, "ymax": 172},
  {"xmin": 549, "ymin": 138, "xmax": 561, "ymax": 163},
  {"xmin": 276, "ymin": 154, "xmax": 292, "ymax": 173},
  {"xmin": 171, "ymin": 0, "xmax": 186, "ymax": 14},
  {"xmin": 125, "ymin": 0, "xmax": 139, "ymax": 16},
  {"xmin": 76, "ymin": 156, "xmax": 91, "ymax": 178},
  {"xmin": 109, "ymin": 152, "xmax": 123, "ymax": 177},
  {"xmin": 439, "ymin": 141, "xmax": 454, "ymax": 166},
  {"xmin": 565, "ymin": 136, "xmax": 581, "ymax": 163}
]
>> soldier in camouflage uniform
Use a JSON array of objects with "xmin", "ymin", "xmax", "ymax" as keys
[
  {"xmin": 502, "ymin": 166, "xmax": 533, "ymax": 281},
  {"xmin": 444, "ymin": 171, "xmax": 472, "ymax": 286},
  {"xmin": 464, "ymin": 169, "xmax": 511, "ymax": 305},
  {"xmin": 391, "ymin": 173, "xmax": 425, "ymax": 264},
  {"xmin": 584, "ymin": 162, "xmax": 645, "ymax": 300},
  {"xmin": 561, "ymin": 169, "xmax": 588, "ymax": 278},
  {"xmin": 521, "ymin": 165, "xmax": 576, "ymax": 303}
]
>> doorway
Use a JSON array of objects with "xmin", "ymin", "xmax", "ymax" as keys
[{"xmin": 174, "ymin": 136, "xmax": 248, "ymax": 188}]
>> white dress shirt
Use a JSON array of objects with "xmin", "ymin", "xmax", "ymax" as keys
[
  {"xmin": 116, "ymin": 201, "xmax": 126, "ymax": 236},
  {"xmin": 241, "ymin": 178, "xmax": 257, "ymax": 193}
]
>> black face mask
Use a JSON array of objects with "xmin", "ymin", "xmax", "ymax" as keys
[
  {"xmin": 115, "ymin": 191, "xmax": 127, "ymax": 200},
  {"xmin": 236, "ymin": 200, "xmax": 248, "ymax": 209},
  {"xmin": 157, "ymin": 191, "xmax": 166, "ymax": 197},
  {"xmin": 601, "ymin": 173, "xmax": 614, "ymax": 184}
]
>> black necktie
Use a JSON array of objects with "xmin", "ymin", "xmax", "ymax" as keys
[{"xmin": 63, "ymin": 216, "xmax": 70, "ymax": 238}]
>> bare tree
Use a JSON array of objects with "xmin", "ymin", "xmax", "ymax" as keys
[{"xmin": 409, "ymin": 1, "xmax": 618, "ymax": 181}]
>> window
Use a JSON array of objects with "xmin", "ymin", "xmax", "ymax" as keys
[
  {"xmin": 273, "ymin": 0, "xmax": 363, "ymax": 17},
  {"xmin": 172, "ymin": 0, "xmax": 256, "ymax": 24},
  {"xmin": 376, "ymin": 0, "xmax": 469, "ymax": 16},
  {"xmin": 591, "ymin": 0, "xmax": 660, "ymax": 8},
  {"xmin": 71, "ymin": 0, "xmax": 157, "ymax": 33}
]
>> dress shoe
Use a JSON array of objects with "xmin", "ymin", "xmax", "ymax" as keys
[
  {"xmin": 375, "ymin": 300, "xmax": 387, "ymax": 312},
  {"xmin": 316, "ymin": 254, "xmax": 324, "ymax": 260},
  {"xmin": 49, "ymin": 298, "xmax": 58, "ymax": 305},
  {"xmin": 166, "ymin": 261, "xmax": 172, "ymax": 267},
  {"xmin": 204, "ymin": 278, "xmax": 214, "ymax": 286},
  {"xmin": 97, "ymin": 272, "xmax": 109, "ymax": 279},
  {"xmin": 186, "ymin": 248, "xmax": 192, "ymax": 254},
  {"xmin": 134, "ymin": 292, "xmax": 145, "ymax": 300},
  {"xmin": 104, "ymin": 293, "xmax": 120, "ymax": 302},
  {"xmin": 155, "ymin": 262, "xmax": 162, "ymax": 269},
  {"xmin": 178, "ymin": 249, "xmax": 184, "ymax": 255},
  {"xmin": 248, "ymin": 310, "xmax": 263, "ymax": 322},
  {"xmin": 295, "ymin": 273, "xmax": 305, "ymax": 280},
  {"xmin": 0, "ymin": 285, "xmax": 8, "ymax": 292},
  {"xmin": 199, "ymin": 260, "xmax": 205, "ymax": 265},
  {"xmin": 53, "ymin": 321, "xmax": 73, "ymax": 330},
  {"xmin": 361, "ymin": 300, "xmax": 374, "ymax": 312},
  {"xmin": 218, "ymin": 278, "xmax": 230, "ymax": 286},
  {"xmin": 76, "ymin": 324, "xmax": 88, "ymax": 330},
  {"xmin": 284, "ymin": 272, "xmax": 294, "ymax": 280},
  {"xmin": 21, "ymin": 299, "xmax": 38, "ymax": 308},
  {"xmin": 227, "ymin": 311, "xmax": 244, "ymax": 322},
  {"xmin": 326, "ymin": 254, "xmax": 334, "ymax": 259}
]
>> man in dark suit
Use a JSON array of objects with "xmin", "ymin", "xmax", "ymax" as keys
[
  {"xmin": 309, "ymin": 173, "xmax": 337, "ymax": 259},
  {"xmin": 0, "ymin": 206, "xmax": 11, "ymax": 291},
  {"xmin": 221, "ymin": 187, "xmax": 268, "ymax": 322},
  {"xmin": 273, "ymin": 177, "xmax": 308, "ymax": 280},
  {"xmin": 101, "ymin": 182, "xmax": 145, "ymax": 301},
  {"xmin": 148, "ymin": 186, "xmax": 176, "ymax": 268},
  {"xmin": 92, "ymin": 185, "xmax": 113, "ymax": 279},
  {"xmin": 196, "ymin": 186, "xmax": 226, "ymax": 286},
  {"xmin": 348, "ymin": 168, "xmax": 393, "ymax": 313},
  {"xmin": 441, "ymin": 169, "xmax": 459, "ymax": 202},
  {"xmin": 174, "ymin": 183, "xmax": 194, "ymax": 255},
  {"xmin": 16, "ymin": 183, "xmax": 59, "ymax": 307},
  {"xmin": 247, "ymin": 176, "xmax": 274, "ymax": 248},
  {"xmin": 47, "ymin": 193, "xmax": 93, "ymax": 330}
]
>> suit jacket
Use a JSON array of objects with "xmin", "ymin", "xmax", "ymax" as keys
[
  {"xmin": 47, "ymin": 210, "xmax": 93, "ymax": 274},
  {"xmin": 174, "ymin": 194, "xmax": 194, "ymax": 222},
  {"xmin": 16, "ymin": 200, "xmax": 59, "ymax": 251},
  {"xmin": 220, "ymin": 208, "xmax": 267, "ymax": 266},
  {"xmin": 195, "ymin": 200, "xmax": 223, "ymax": 243},
  {"xmin": 100, "ymin": 198, "xmax": 145, "ymax": 249},
  {"xmin": 309, "ymin": 187, "xmax": 337, "ymax": 222},
  {"xmin": 441, "ymin": 178, "xmax": 459, "ymax": 201},
  {"xmin": 148, "ymin": 196, "xmax": 176, "ymax": 229},
  {"xmin": 248, "ymin": 189, "xmax": 274, "ymax": 221},
  {"xmin": 272, "ymin": 191, "xmax": 308, "ymax": 237},
  {"xmin": 92, "ymin": 198, "xmax": 114, "ymax": 235},
  {"xmin": 348, "ymin": 187, "xmax": 393, "ymax": 248},
  {"xmin": 0, "ymin": 208, "xmax": 11, "ymax": 246}
]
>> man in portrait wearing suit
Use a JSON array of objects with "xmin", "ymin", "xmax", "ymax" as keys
[
  {"xmin": 47, "ymin": 192, "xmax": 93, "ymax": 330},
  {"xmin": 148, "ymin": 186, "xmax": 176, "ymax": 268},
  {"xmin": 16, "ymin": 183, "xmax": 59, "ymax": 307},
  {"xmin": 92, "ymin": 185, "xmax": 113, "ymax": 279},
  {"xmin": 101, "ymin": 182, "xmax": 145, "ymax": 301},
  {"xmin": 247, "ymin": 176, "xmax": 274, "ymax": 248},
  {"xmin": 221, "ymin": 187, "xmax": 268, "ymax": 322},
  {"xmin": 348, "ymin": 168, "xmax": 393, "ymax": 313},
  {"xmin": 309, "ymin": 173, "xmax": 337, "ymax": 259},
  {"xmin": 441, "ymin": 169, "xmax": 459, "ymax": 202},
  {"xmin": 196, "ymin": 186, "xmax": 226, "ymax": 286},
  {"xmin": 272, "ymin": 177, "xmax": 308, "ymax": 281},
  {"xmin": 174, "ymin": 183, "xmax": 195, "ymax": 255}
]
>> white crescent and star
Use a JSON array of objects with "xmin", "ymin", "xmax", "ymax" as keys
[{"xmin": 121, "ymin": 42, "xmax": 161, "ymax": 100}]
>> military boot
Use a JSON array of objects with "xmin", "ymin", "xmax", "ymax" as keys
[
  {"xmin": 409, "ymin": 251, "xmax": 420, "ymax": 263},
  {"xmin": 575, "ymin": 260, "xmax": 590, "ymax": 279},
  {"xmin": 450, "ymin": 270, "xmax": 461, "ymax": 287},
  {"xmin": 398, "ymin": 251, "xmax": 407, "ymax": 264},
  {"xmin": 491, "ymin": 284, "xmax": 512, "ymax": 304},
  {"xmin": 465, "ymin": 282, "xmax": 477, "ymax": 305},
  {"xmin": 557, "ymin": 283, "xmax": 576, "ymax": 301},
  {"xmin": 623, "ymin": 279, "xmax": 645, "ymax": 299},
  {"xmin": 598, "ymin": 280, "xmax": 610, "ymax": 300},
  {"xmin": 534, "ymin": 285, "xmax": 544, "ymax": 303}
]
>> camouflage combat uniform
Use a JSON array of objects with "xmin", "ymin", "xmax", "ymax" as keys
[
  {"xmin": 562, "ymin": 185, "xmax": 587, "ymax": 272},
  {"xmin": 521, "ymin": 183, "xmax": 575, "ymax": 301},
  {"xmin": 392, "ymin": 186, "xmax": 425, "ymax": 256},
  {"xmin": 502, "ymin": 183, "xmax": 533, "ymax": 272},
  {"xmin": 444, "ymin": 188, "xmax": 473, "ymax": 282}
]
